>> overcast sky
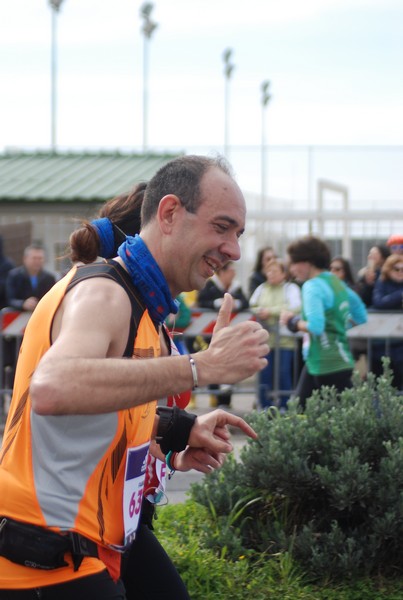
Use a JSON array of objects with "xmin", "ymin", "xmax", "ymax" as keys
[{"xmin": 1, "ymin": 0, "xmax": 403, "ymax": 205}]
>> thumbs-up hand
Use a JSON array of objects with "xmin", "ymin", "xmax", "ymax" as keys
[{"xmin": 193, "ymin": 296, "xmax": 270, "ymax": 387}]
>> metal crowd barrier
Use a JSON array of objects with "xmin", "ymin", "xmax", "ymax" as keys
[
  {"xmin": 1, "ymin": 308, "xmax": 402, "ymax": 425},
  {"xmin": 347, "ymin": 310, "xmax": 403, "ymax": 361},
  {"xmin": 0, "ymin": 308, "xmax": 32, "ymax": 424},
  {"xmin": 178, "ymin": 309, "xmax": 303, "ymax": 405},
  {"xmin": 347, "ymin": 310, "xmax": 403, "ymax": 392},
  {"xmin": 179, "ymin": 309, "xmax": 403, "ymax": 403}
]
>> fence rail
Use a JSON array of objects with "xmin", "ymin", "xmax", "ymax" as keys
[{"xmin": 1, "ymin": 308, "xmax": 403, "ymax": 425}]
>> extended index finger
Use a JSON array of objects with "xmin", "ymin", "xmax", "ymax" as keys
[{"xmin": 215, "ymin": 411, "xmax": 258, "ymax": 440}]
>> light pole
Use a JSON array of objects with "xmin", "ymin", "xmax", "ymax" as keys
[
  {"xmin": 48, "ymin": 0, "xmax": 64, "ymax": 152},
  {"xmin": 261, "ymin": 80, "xmax": 271, "ymax": 210},
  {"xmin": 140, "ymin": 2, "xmax": 158, "ymax": 153},
  {"xmin": 222, "ymin": 48, "xmax": 235, "ymax": 158}
]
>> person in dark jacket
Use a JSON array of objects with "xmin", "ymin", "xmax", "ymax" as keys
[
  {"xmin": 3, "ymin": 244, "xmax": 57, "ymax": 395},
  {"xmin": 198, "ymin": 262, "xmax": 249, "ymax": 408},
  {"xmin": 356, "ymin": 244, "xmax": 390, "ymax": 307},
  {"xmin": 371, "ymin": 254, "xmax": 403, "ymax": 389},
  {"xmin": 6, "ymin": 244, "xmax": 56, "ymax": 311},
  {"xmin": 372, "ymin": 254, "xmax": 403, "ymax": 310},
  {"xmin": 0, "ymin": 236, "xmax": 15, "ymax": 310},
  {"xmin": 198, "ymin": 262, "xmax": 249, "ymax": 312}
]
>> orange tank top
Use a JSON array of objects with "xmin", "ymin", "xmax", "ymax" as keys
[{"xmin": 0, "ymin": 261, "xmax": 159, "ymax": 588}]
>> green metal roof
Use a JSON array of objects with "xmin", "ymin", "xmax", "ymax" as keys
[{"xmin": 0, "ymin": 151, "xmax": 181, "ymax": 202}]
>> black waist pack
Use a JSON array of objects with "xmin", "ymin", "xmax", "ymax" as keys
[{"xmin": 0, "ymin": 517, "xmax": 98, "ymax": 571}]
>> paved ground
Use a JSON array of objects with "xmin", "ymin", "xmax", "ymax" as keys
[{"xmin": 165, "ymin": 388, "xmax": 256, "ymax": 504}]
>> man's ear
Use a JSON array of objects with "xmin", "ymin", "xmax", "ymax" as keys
[{"xmin": 157, "ymin": 194, "xmax": 182, "ymax": 233}]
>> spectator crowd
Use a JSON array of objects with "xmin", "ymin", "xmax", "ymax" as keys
[
  {"xmin": 163, "ymin": 231, "xmax": 403, "ymax": 408},
  {"xmin": 1, "ymin": 232, "xmax": 403, "ymax": 417}
]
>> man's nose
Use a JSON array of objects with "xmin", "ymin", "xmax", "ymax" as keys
[{"xmin": 220, "ymin": 236, "xmax": 241, "ymax": 262}]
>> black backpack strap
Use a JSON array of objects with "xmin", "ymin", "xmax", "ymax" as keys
[{"xmin": 67, "ymin": 260, "xmax": 154, "ymax": 357}]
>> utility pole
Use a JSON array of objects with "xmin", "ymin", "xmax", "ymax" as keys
[
  {"xmin": 140, "ymin": 2, "xmax": 158, "ymax": 152},
  {"xmin": 48, "ymin": 0, "xmax": 65, "ymax": 152},
  {"xmin": 261, "ymin": 80, "xmax": 272, "ymax": 211},
  {"xmin": 222, "ymin": 48, "xmax": 235, "ymax": 159}
]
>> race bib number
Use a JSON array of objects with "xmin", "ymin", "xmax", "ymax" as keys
[{"xmin": 123, "ymin": 443, "xmax": 150, "ymax": 546}]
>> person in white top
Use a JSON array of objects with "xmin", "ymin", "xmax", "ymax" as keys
[{"xmin": 250, "ymin": 260, "xmax": 301, "ymax": 411}]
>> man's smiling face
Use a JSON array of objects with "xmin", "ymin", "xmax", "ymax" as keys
[{"xmin": 170, "ymin": 167, "xmax": 246, "ymax": 294}]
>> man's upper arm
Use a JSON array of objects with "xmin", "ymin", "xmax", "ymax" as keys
[{"xmin": 48, "ymin": 277, "xmax": 132, "ymax": 361}]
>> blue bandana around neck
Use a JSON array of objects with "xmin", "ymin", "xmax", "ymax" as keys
[{"xmin": 117, "ymin": 234, "xmax": 178, "ymax": 324}]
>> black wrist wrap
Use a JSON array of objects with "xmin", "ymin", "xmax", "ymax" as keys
[
  {"xmin": 286, "ymin": 315, "xmax": 300, "ymax": 333},
  {"xmin": 156, "ymin": 406, "xmax": 197, "ymax": 455}
]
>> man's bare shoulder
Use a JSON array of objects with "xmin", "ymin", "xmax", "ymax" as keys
[
  {"xmin": 51, "ymin": 275, "xmax": 133, "ymax": 357},
  {"xmin": 67, "ymin": 275, "xmax": 131, "ymax": 309}
]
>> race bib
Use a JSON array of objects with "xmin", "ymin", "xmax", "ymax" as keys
[{"xmin": 122, "ymin": 442, "xmax": 150, "ymax": 546}]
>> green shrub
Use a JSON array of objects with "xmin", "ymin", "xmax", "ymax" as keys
[
  {"xmin": 190, "ymin": 365, "xmax": 403, "ymax": 582},
  {"xmin": 155, "ymin": 500, "xmax": 403, "ymax": 599},
  {"xmin": 155, "ymin": 501, "xmax": 326, "ymax": 599}
]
